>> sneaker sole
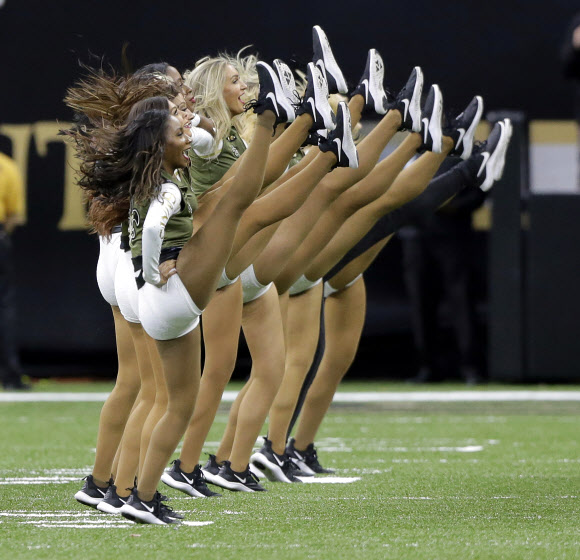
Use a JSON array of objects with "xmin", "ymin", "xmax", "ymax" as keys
[
  {"xmin": 368, "ymin": 50, "xmax": 387, "ymax": 115},
  {"xmin": 428, "ymin": 85, "xmax": 443, "ymax": 154},
  {"xmin": 160, "ymin": 473, "xmax": 207, "ymax": 498},
  {"xmin": 481, "ymin": 122, "xmax": 508, "ymax": 192},
  {"xmin": 120, "ymin": 504, "xmax": 167, "ymax": 525},
  {"xmin": 211, "ymin": 475, "xmax": 260, "ymax": 492},
  {"xmin": 250, "ymin": 452, "xmax": 292, "ymax": 483},
  {"xmin": 74, "ymin": 491, "xmax": 103, "ymax": 508},
  {"xmin": 288, "ymin": 457, "xmax": 316, "ymax": 476},
  {"xmin": 312, "ymin": 25, "xmax": 348, "ymax": 94},
  {"xmin": 309, "ymin": 63, "xmax": 336, "ymax": 131},
  {"xmin": 200, "ymin": 468, "xmax": 220, "ymax": 485},
  {"xmin": 249, "ymin": 462, "xmax": 266, "ymax": 479},
  {"xmin": 96, "ymin": 501, "xmax": 125, "ymax": 514},
  {"xmin": 337, "ymin": 103, "xmax": 359, "ymax": 169},
  {"xmin": 460, "ymin": 95, "xmax": 484, "ymax": 160},
  {"xmin": 410, "ymin": 67, "xmax": 424, "ymax": 133},
  {"xmin": 256, "ymin": 61, "xmax": 295, "ymax": 123}
]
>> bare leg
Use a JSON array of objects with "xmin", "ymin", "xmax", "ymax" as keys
[
  {"xmin": 138, "ymin": 334, "xmax": 167, "ymax": 475},
  {"xmin": 91, "ymin": 307, "xmax": 140, "ymax": 486},
  {"xmin": 293, "ymin": 277, "xmax": 366, "ymax": 448},
  {"xmin": 137, "ymin": 328, "xmax": 201, "ymax": 501},
  {"xmin": 219, "ymin": 114, "xmax": 314, "ymax": 189},
  {"xmin": 215, "ymin": 377, "xmax": 252, "ymax": 463},
  {"xmin": 177, "ymin": 113, "xmax": 276, "ymax": 308},
  {"xmin": 267, "ymin": 283, "xmax": 323, "ymax": 455},
  {"xmin": 113, "ymin": 322, "xmax": 157, "ymax": 497},
  {"xmin": 274, "ymin": 134, "xmax": 423, "ymax": 293},
  {"xmin": 228, "ymin": 287, "xmax": 286, "ymax": 472},
  {"xmin": 303, "ymin": 137, "xmax": 454, "ymax": 281},
  {"xmin": 178, "ymin": 281, "xmax": 243, "ymax": 472},
  {"xmin": 227, "ymin": 151, "xmax": 336, "ymax": 269}
]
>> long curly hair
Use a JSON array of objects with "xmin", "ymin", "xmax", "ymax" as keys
[
  {"xmin": 65, "ymin": 101, "xmax": 171, "ymax": 236},
  {"xmin": 64, "ymin": 68, "xmax": 179, "ymax": 128},
  {"xmin": 183, "ymin": 47, "xmax": 257, "ymax": 144}
]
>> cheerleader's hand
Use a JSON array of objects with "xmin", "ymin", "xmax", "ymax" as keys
[{"xmin": 159, "ymin": 259, "xmax": 178, "ymax": 285}]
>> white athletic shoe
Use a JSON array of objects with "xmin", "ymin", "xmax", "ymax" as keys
[
  {"xmin": 312, "ymin": 25, "xmax": 348, "ymax": 94},
  {"xmin": 319, "ymin": 101, "xmax": 359, "ymax": 169},
  {"xmin": 351, "ymin": 48, "xmax": 388, "ymax": 115},
  {"xmin": 296, "ymin": 62, "xmax": 336, "ymax": 132},
  {"xmin": 419, "ymin": 84, "xmax": 443, "ymax": 153}
]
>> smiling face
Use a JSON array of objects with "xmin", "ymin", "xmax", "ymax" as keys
[
  {"xmin": 163, "ymin": 115, "xmax": 191, "ymax": 173},
  {"xmin": 166, "ymin": 65, "xmax": 195, "ymax": 109},
  {"xmin": 169, "ymin": 93, "xmax": 194, "ymax": 129},
  {"xmin": 222, "ymin": 64, "xmax": 247, "ymax": 117}
]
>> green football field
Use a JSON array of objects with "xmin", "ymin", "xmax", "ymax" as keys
[{"xmin": 1, "ymin": 381, "xmax": 580, "ymax": 559}]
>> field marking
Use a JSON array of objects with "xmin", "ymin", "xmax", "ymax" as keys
[
  {"xmin": 297, "ymin": 476, "xmax": 361, "ymax": 484},
  {"xmin": 4, "ymin": 390, "xmax": 580, "ymax": 403},
  {"xmin": 0, "ymin": 510, "xmax": 213, "ymax": 529}
]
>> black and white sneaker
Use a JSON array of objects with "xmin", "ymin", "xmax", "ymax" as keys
[
  {"xmin": 286, "ymin": 438, "xmax": 335, "ymax": 475},
  {"xmin": 319, "ymin": 101, "xmax": 359, "ymax": 169},
  {"xmin": 74, "ymin": 475, "xmax": 111, "ymax": 508},
  {"xmin": 312, "ymin": 25, "xmax": 348, "ymax": 94},
  {"xmin": 249, "ymin": 462, "xmax": 266, "ymax": 479},
  {"xmin": 201, "ymin": 454, "xmax": 223, "ymax": 485},
  {"xmin": 475, "ymin": 120, "xmax": 511, "ymax": 192},
  {"xmin": 158, "ymin": 493, "xmax": 184, "ymax": 520},
  {"xmin": 296, "ymin": 62, "xmax": 336, "ymax": 132},
  {"xmin": 388, "ymin": 66, "xmax": 424, "ymax": 132},
  {"xmin": 212, "ymin": 461, "xmax": 267, "ymax": 492},
  {"xmin": 446, "ymin": 95, "xmax": 484, "ymax": 160},
  {"xmin": 250, "ymin": 437, "xmax": 297, "ymax": 483},
  {"xmin": 161, "ymin": 459, "xmax": 221, "ymax": 498},
  {"xmin": 96, "ymin": 484, "xmax": 129, "ymax": 514},
  {"xmin": 493, "ymin": 118, "xmax": 512, "ymax": 181},
  {"xmin": 273, "ymin": 59, "xmax": 300, "ymax": 106},
  {"xmin": 120, "ymin": 490, "xmax": 181, "ymax": 525},
  {"xmin": 350, "ymin": 49, "xmax": 388, "ymax": 115},
  {"xmin": 419, "ymin": 84, "xmax": 443, "ymax": 153},
  {"xmin": 252, "ymin": 61, "xmax": 296, "ymax": 124}
]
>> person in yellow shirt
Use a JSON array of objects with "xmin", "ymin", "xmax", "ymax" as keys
[{"xmin": 0, "ymin": 150, "xmax": 28, "ymax": 390}]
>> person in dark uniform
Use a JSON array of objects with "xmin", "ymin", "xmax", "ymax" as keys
[
  {"xmin": 561, "ymin": 11, "xmax": 580, "ymax": 187},
  {"xmin": 0, "ymin": 149, "xmax": 28, "ymax": 390},
  {"xmin": 401, "ymin": 157, "xmax": 487, "ymax": 384}
]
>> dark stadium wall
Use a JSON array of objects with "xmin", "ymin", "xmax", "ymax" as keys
[{"xmin": 0, "ymin": 1, "xmax": 577, "ymax": 376}]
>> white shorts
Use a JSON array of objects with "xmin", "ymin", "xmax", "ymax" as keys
[
  {"xmin": 240, "ymin": 265, "xmax": 273, "ymax": 304},
  {"xmin": 323, "ymin": 274, "xmax": 363, "ymax": 298},
  {"xmin": 96, "ymin": 233, "xmax": 122, "ymax": 307},
  {"xmin": 115, "ymin": 251, "xmax": 140, "ymax": 324},
  {"xmin": 138, "ymin": 273, "xmax": 203, "ymax": 340},
  {"xmin": 288, "ymin": 274, "xmax": 322, "ymax": 296},
  {"xmin": 217, "ymin": 268, "xmax": 239, "ymax": 290}
]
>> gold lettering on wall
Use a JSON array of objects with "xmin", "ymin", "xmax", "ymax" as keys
[
  {"xmin": 0, "ymin": 121, "xmax": 87, "ymax": 231},
  {"xmin": 34, "ymin": 121, "xmax": 87, "ymax": 230}
]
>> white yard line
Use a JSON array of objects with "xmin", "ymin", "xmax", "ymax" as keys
[{"xmin": 3, "ymin": 390, "xmax": 580, "ymax": 403}]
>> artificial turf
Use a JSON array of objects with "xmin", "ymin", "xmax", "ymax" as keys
[{"xmin": 1, "ymin": 382, "xmax": 579, "ymax": 559}]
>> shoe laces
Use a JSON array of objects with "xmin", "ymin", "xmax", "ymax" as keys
[{"xmin": 192, "ymin": 465, "xmax": 207, "ymax": 485}]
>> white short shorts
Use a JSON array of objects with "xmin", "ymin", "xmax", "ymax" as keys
[
  {"xmin": 96, "ymin": 233, "xmax": 122, "ymax": 307},
  {"xmin": 138, "ymin": 273, "xmax": 203, "ymax": 340},
  {"xmin": 288, "ymin": 274, "xmax": 322, "ymax": 296},
  {"xmin": 323, "ymin": 274, "xmax": 363, "ymax": 298},
  {"xmin": 240, "ymin": 265, "xmax": 272, "ymax": 304},
  {"xmin": 115, "ymin": 251, "xmax": 140, "ymax": 324},
  {"xmin": 217, "ymin": 268, "xmax": 239, "ymax": 290}
]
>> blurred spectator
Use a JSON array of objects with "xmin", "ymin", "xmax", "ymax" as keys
[
  {"xmin": 0, "ymin": 149, "xmax": 28, "ymax": 390},
  {"xmin": 562, "ymin": 11, "xmax": 580, "ymax": 187},
  {"xmin": 400, "ymin": 158, "xmax": 486, "ymax": 384}
]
